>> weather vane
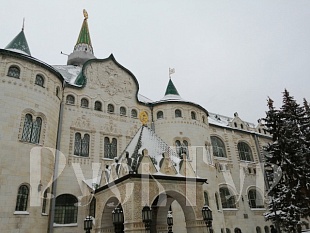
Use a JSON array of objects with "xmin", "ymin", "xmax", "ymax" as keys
[
  {"xmin": 169, "ymin": 67, "xmax": 175, "ymax": 79},
  {"xmin": 83, "ymin": 9, "xmax": 88, "ymax": 20}
]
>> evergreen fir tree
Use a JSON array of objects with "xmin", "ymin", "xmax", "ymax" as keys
[{"xmin": 264, "ymin": 90, "xmax": 310, "ymax": 232}]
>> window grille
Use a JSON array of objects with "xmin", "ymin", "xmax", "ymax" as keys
[{"xmin": 15, "ymin": 185, "xmax": 29, "ymax": 211}]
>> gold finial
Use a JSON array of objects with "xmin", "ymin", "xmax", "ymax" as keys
[
  {"xmin": 83, "ymin": 9, "xmax": 88, "ymax": 20},
  {"xmin": 139, "ymin": 111, "xmax": 148, "ymax": 125}
]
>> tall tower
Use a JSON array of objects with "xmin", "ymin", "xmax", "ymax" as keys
[{"xmin": 67, "ymin": 9, "xmax": 96, "ymax": 66}]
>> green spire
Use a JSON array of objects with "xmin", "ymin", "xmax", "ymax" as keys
[
  {"xmin": 74, "ymin": 9, "xmax": 93, "ymax": 54},
  {"xmin": 5, "ymin": 29, "xmax": 31, "ymax": 56},
  {"xmin": 164, "ymin": 78, "xmax": 179, "ymax": 95}
]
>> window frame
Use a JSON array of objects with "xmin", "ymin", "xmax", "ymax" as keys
[
  {"xmin": 66, "ymin": 95, "xmax": 75, "ymax": 105},
  {"xmin": 108, "ymin": 104, "xmax": 114, "ymax": 114},
  {"xmin": 74, "ymin": 132, "xmax": 90, "ymax": 157},
  {"xmin": 7, "ymin": 65, "xmax": 20, "ymax": 79},
  {"xmin": 21, "ymin": 113, "xmax": 42, "ymax": 144},
  {"xmin": 211, "ymin": 136, "xmax": 227, "ymax": 158},
  {"xmin": 175, "ymin": 109, "xmax": 182, "ymax": 118},
  {"xmin": 237, "ymin": 142, "xmax": 253, "ymax": 162},
  {"xmin": 131, "ymin": 109, "xmax": 138, "ymax": 118},
  {"xmin": 104, "ymin": 137, "xmax": 118, "ymax": 159},
  {"xmin": 219, "ymin": 187, "xmax": 236, "ymax": 209},
  {"xmin": 120, "ymin": 106, "xmax": 126, "ymax": 116},
  {"xmin": 248, "ymin": 189, "xmax": 264, "ymax": 209},
  {"xmin": 81, "ymin": 98, "xmax": 89, "ymax": 108},
  {"xmin": 35, "ymin": 74, "xmax": 45, "ymax": 87},
  {"xmin": 191, "ymin": 111, "xmax": 196, "ymax": 120},
  {"xmin": 157, "ymin": 111, "xmax": 164, "ymax": 119},
  {"xmin": 15, "ymin": 184, "xmax": 29, "ymax": 211},
  {"xmin": 54, "ymin": 194, "xmax": 78, "ymax": 224}
]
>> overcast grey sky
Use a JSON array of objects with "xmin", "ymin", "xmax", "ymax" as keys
[{"xmin": 1, "ymin": 0, "xmax": 310, "ymax": 124}]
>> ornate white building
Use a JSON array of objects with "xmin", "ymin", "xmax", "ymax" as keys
[{"xmin": 0, "ymin": 11, "xmax": 284, "ymax": 233}]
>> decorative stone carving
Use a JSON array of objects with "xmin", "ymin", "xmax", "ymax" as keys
[
  {"xmin": 71, "ymin": 115, "xmax": 95, "ymax": 131},
  {"xmin": 102, "ymin": 120, "xmax": 121, "ymax": 135}
]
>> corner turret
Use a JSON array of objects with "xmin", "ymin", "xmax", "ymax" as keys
[
  {"xmin": 5, "ymin": 25, "xmax": 31, "ymax": 56},
  {"xmin": 67, "ymin": 9, "xmax": 96, "ymax": 66}
]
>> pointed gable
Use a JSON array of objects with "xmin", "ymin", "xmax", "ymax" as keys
[{"xmin": 5, "ymin": 29, "xmax": 31, "ymax": 56}]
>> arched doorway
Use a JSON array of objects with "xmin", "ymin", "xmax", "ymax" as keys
[
  {"xmin": 101, "ymin": 196, "xmax": 124, "ymax": 233},
  {"xmin": 151, "ymin": 191, "xmax": 197, "ymax": 233}
]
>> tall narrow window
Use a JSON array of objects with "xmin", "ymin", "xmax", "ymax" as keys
[
  {"xmin": 89, "ymin": 197, "xmax": 96, "ymax": 217},
  {"xmin": 54, "ymin": 194, "xmax": 78, "ymax": 224},
  {"xmin": 264, "ymin": 226, "xmax": 270, "ymax": 233},
  {"xmin": 42, "ymin": 188, "xmax": 50, "ymax": 214},
  {"xmin": 108, "ymin": 104, "xmax": 114, "ymax": 113},
  {"xmin": 204, "ymin": 191, "xmax": 209, "ymax": 205},
  {"xmin": 219, "ymin": 187, "xmax": 236, "ymax": 208},
  {"xmin": 81, "ymin": 98, "xmax": 89, "ymax": 108},
  {"xmin": 74, "ymin": 133, "xmax": 90, "ymax": 157},
  {"xmin": 202, "ymin": 115, "xmax": 205, "ymax": 123},
  {"xmin": 104, "ymin": 137, "xmax": 117, "ymax": 159},
  {"xmin": 15, "ymin": 185, "xmax": 29, "ymax": 211},
  {"xmin": 215, "ymin": 193, "xmax": 220, "ymax": 210},
  {"xmin": 238, "ymin": 142, "xmax": 253, "ymax": 161},
  {"xmin": 21, "ymin": 114, "xmax": 42, "ymax": 144},
  {"xmin": 131, "ymin": 109, "xmax": 138, "ymax": 118},
  {"xmin": 211, "ymin": 136, "xmax": 227, "ymax": 158},
  {"xmin": 157, "ymin": 111, "xmax": 164, "ymax": 119},
  {"xmin": 7, "ymin": 65, "xmax": 20, "ymax": 78},
  {"xmin": 175, "ymin": 140, "xmax": 189, "ymax": 158},
  {"xmin": 175, "ymin": 109, "xmax": 182, "ymax": 118},
  {"xmin": 248, "ymin": 189, "xmax": 264, "ymax": 208},
  {"xmin": 191, "ymin": 111, "xmax": 196, "ymax": 120},
  {"xmin": 56, "ymin": 87, "xmax": 60, "ymax": 97},
  {"xmin": 35, "ymin": 74, "xmax": 44, "ymax": 87},
  {"xmin": 120, "ymin": 107, "xmax": 126, "ymax": 116},
  {"xmin": 94, "ymin": 101, "xmax": 102, "ymax": 111},
  {"xmin": 66, "ymin": 95, "xmax": 75, "ymax": 104},
  {"xmin": 256, "ymin": 227, "xmax": 262, "ymax": 233}
]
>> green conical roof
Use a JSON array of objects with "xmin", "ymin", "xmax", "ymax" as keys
[
  {"xmin": 164, "ymin": 79, "xmax": 179, "ymax": 95},
  {"xmin": 76, "ymin": 19, "xmax": 92, "ymax": 48},
  {"xmin": 5, "ymin": 29, "xmax": 31, "ymax": 55}
]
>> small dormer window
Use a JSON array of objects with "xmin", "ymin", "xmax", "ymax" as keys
[
  {"xmin": 234, "ymin": 122, "xmax": 237, "ymax": 127},
  {"xmin": 7, "ymin": 66, "xmax": 20, "ymax": 78},
  {"xmin": 241, "ymin": 124, "xmax": 243, "ymax": 129},
  {"xmin": 35, "ymin": 75, "xmax": 44, "ymax": 87}
]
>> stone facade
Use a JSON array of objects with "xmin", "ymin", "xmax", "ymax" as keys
[{"xmin": 0, "ymin": 14, "xmax": 294, "ymax": 233}]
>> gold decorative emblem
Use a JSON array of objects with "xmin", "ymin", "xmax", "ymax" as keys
[
  {"xmin": 83, "ymin": 9, "xmax": 88, "ymax": 19},
  {"xmin": 139, "ymin": 111, "xmax": 148, "ymax": 125}
]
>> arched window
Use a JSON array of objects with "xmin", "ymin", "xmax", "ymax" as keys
[
  {"xmin": 157, "ymin": 111, "xmax": 164, "ymax": 119},
  {"xmin": 120, "ymin": 106, "xmax": 126, "ymax": 116},
  {"xmin": 108, "ymin": 104, "xmax": 114, "ymax": 113},
  {"xmin": 234, "ymin": 122, "xmax": 237, "ymax": 127},
  {"xmin": 66, "ymin": 95, "xmax": 75, "ymax": 104},
  {"xmin": 35, "ymin": 74, "xmax": 44, "ymax": 87},
  {"xmin": 54, "ymin": 194, "xmax": 78, "ymax": 224},
  {"xmin": 74, "ymin": 133, "xmax": 90, "ymax": 157},
  {"xmin": 248, "ymin": 189, "xmax": 264, "ymax": 208},
  {"xmin": 104, "ymin": 137, "xmax": 117, "ymax": 159},
  {"xmin": 204, "ymin": 191, "xmax": 209, "ymax": 205},
  {"xmin": 238, "ymin": 142, "xmax": 253, "ymax": 161},
  {"xmin": 7, "ymin": 65, "xmax": 20, "ymax": 78},
  {"xmin": 219, "ymin": 187, "xmax": 236, "ymax": 208},
  {"xmin": 42, "ymin": 188, "xmax": 50, "ymax": 214},
  {"xmin": 226, "ymin": 229, "xmax": 231, "ymax": 233},
  {"xmin": 211, "ymin": 136, "xmax": 227, "ymax": 158},
  {"xmin": 89, "ymin": 197, "xmax": 96, "ymax": 217},
  {"xmin": 264, "ymin": 226, "xmax": 270, "ymax": 233},
  {"xmin": 175, "ymin": 109, "xmax": 182, "ymax": 118},
  {"xmin": 256, "ymin": 226, "xmax": 262, "ymax": 233},
  {"xmin": 94, "ymin": 101, "xmax": 102, "ymax": 111},
  {"xmin": 21, "ymin": 114, "xmax": 42, "ymax": 144},
  {"xmin": 175, "ymin": 140, "xmax": 189, "ymax": 158},
  {"xmin": 15, "ymin": 185, "xmax": 29, "ymax": 211},
  {"xmin": 215, "ymin": 193, "xmax": 220, "ymax": 210},
  {"xmin": 241, "ymin": 124, "xmax": 244, "ymax": 129},
  {"xmin": 202, "ymin": 115, "xmax": 205, "ymax": 123},
  {"xmin": 191, "ymin": 111, "xmax": 196, "ymax": 120},
  {"xmin": 131, "ymin": 109, "xmax": 138, "ymax": 118},
  {"xmin": 81, "ymin": 98, "xmax": 89, "ymax": 108}
]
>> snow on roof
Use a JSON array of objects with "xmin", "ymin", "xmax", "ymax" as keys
[
  {"xmin": 119, "ymin": 125, "xmax": 182, "ymax": 175},
  {"xmin": 6, "ymin": 48, "xmax": 30, "ymax": 56},
  {"xmin": 53, "ymin": 65, "xmax": 82, "ymax": 87},
  {"xmin": 208, "ymin": 112, "xmax": 232, "ymax": 127},
  {"xmin": 138, "ymin": 94, "xmax": 153, "ymax": 103},
  {"xmin": 160, "ymin": 94, "xmax": 185, "ymax": 102}
]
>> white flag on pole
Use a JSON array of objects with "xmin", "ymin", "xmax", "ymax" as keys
[{"xmin": 169, "ymin": 68, "xmax": 175, "ymax": 76}]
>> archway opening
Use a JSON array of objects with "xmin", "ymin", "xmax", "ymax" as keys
[
  {"xmin": 101, "ymin": 196, "xmax": 124, "ymax": 233},
  {"xmin": 151, "ymin": 191, "xmax": 196, "ymax": 233}
]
